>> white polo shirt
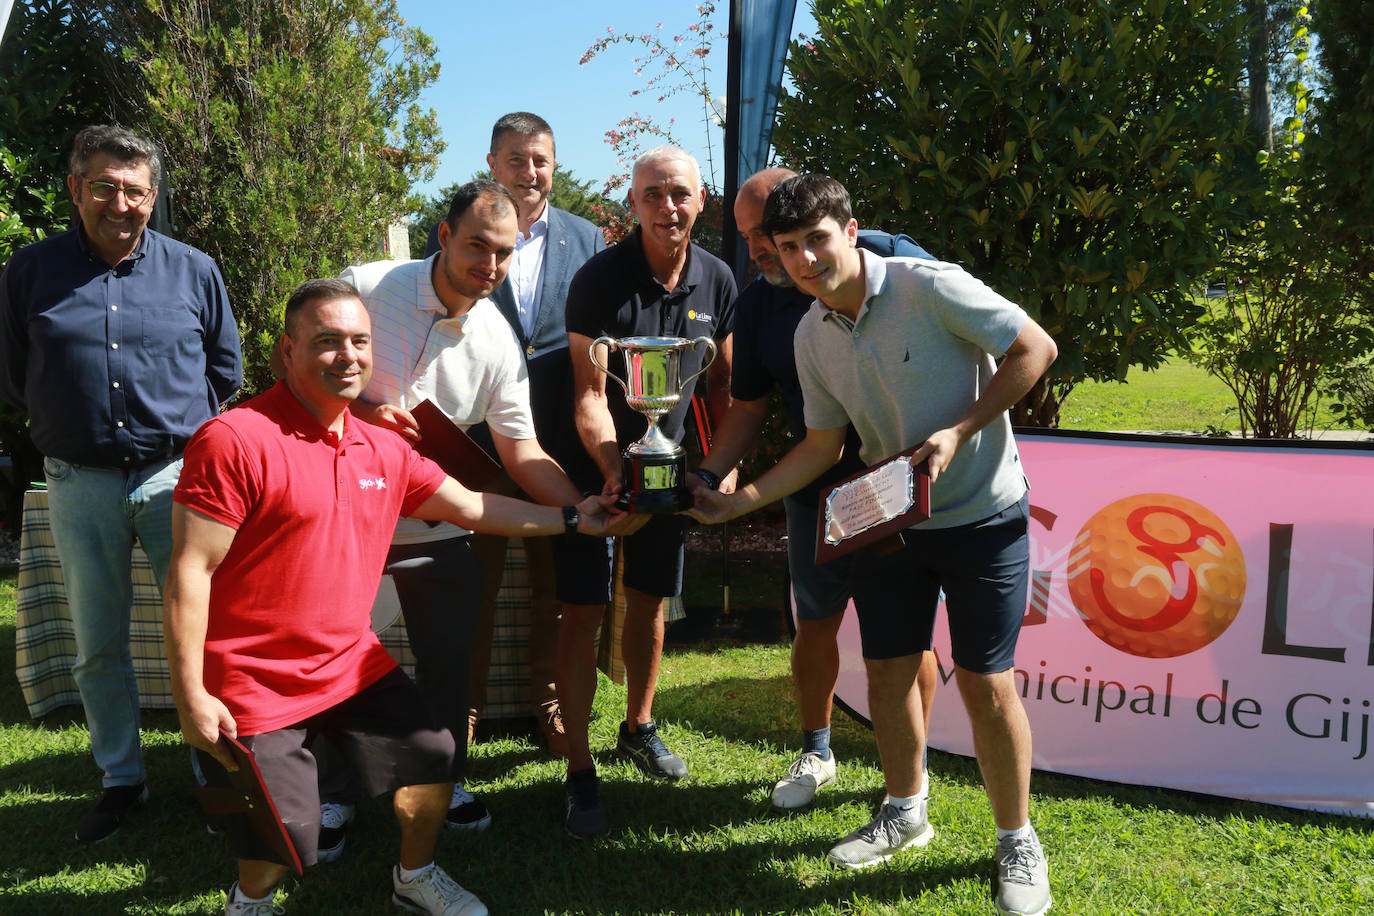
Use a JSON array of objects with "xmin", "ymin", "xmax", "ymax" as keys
[{"xmin": 341, "ymin": 255, "xmax": 536, "ymax": 543}]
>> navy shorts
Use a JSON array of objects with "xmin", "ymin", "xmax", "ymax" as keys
[
  {"xmin": 784, "ymin": 494, "xmax": 855, "ymax": 622},
  {"xmin": 194, "ymin": 668, "xmax": 453, "ymax": 867},
  {"xmin": 850, "ymin": 495, "xmax": 1030, "ymax": 673},
  {"xmin": 552, "ymin": 513, "xmax": 686, "ymax": 603}
]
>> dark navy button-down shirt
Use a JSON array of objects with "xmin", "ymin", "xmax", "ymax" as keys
[
  {"xmin": 730, "ymin": 230, "xmax": 933, "ymax": 504},
  {"xmin": 0, "ymin": 226, "xmax": 242, "ymax": 467}
]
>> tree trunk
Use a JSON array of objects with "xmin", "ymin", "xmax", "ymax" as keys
[
  {"xmin": 1246, "ymin": 0, "xmax": 1273, "ymax": 152},
  {"xmin": 1010, "ymin": 375, "xmax": 1059, "ymax": 428}
]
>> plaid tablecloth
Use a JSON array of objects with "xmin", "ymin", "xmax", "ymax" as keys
[{"xmin": 14, "ymin": 490, "xmax": 681, "ymax": 719}]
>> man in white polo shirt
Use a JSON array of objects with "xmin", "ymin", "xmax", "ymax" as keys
[{"xmin": 315, "ymin": 180, "xmax": 603, "ymax": 857}]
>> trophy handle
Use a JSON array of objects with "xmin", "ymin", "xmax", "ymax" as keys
[
  {"xmin": 679, "ymin": 336, "xmax": 718, "ymax": 392},
  {"xmin": 589, "ymin": 336, "xmax": 630, "ymax": 395}
]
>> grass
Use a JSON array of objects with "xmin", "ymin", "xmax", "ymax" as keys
[
  {"xmin": 1057, "ymin": 357, "xmax": 1350, "ymax": 433},
  {"xmin": 3, "ymin": 366, "xmax": 1371, "ymax": 914},
  {"xmin": 3, "ymin": 578, "xmax": 1373, "ymax": 915}
]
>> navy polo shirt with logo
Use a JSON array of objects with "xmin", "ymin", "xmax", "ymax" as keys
[{"xmin": 564, "ymin": 226, "xmax": 735, "ymax": 488}]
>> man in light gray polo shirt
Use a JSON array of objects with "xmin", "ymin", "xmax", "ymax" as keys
[{"xmin": 689, "ymin": 174, "xmax": 1057, "ymax": 916}]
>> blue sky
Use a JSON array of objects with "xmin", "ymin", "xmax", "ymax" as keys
[{"xmin": 399, "ymin": 0, "xmax": 815, "ymax": 201}]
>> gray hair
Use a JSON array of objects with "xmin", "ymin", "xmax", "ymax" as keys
[
  {"xmin": 632, "ymin": 145, "xmax": 701, "ymax": 190},
  {"xmin": 68, "ymin": 124, "xmax": 163, "ymax": 186}
]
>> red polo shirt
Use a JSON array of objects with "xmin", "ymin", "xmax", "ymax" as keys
[{"xmin": 175, "ymin": 381, "xmax": 447, "ymax": 735}]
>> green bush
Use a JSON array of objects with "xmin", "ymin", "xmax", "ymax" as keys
[
  {"xmin": 1189, "ymin": 9, "xmax": 1374, "ymax": 437},
  {"xmin": 107, "ymin": 0, "xmax": 443, "ymax": 394},
  {"xmin": 775, "ymin": 0, "xmax": 1259, "ymax": 425}
]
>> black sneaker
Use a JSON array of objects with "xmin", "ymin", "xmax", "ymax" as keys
[
  {"xmin": 564, "ymin": 769, "xmax": 609, "ymax": 839},
  {"xmin": 74, "ymin": 783, "xmax": 148, "ymax": 844},
  {"xmin": 616, "ymin": 721, "xmax": 688, "ymax": 781}
]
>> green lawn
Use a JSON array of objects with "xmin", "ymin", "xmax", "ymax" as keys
[
  {"xmin": 2, "ymin": 579, "xmax": 1372, "ymax": 915},
  {"xmin": 3, "ymin": 361, "xmax": 1371, "ymax": 914},
  {"xmin": 1058, "ymin": 358, "xmax": 1350, "ymax": 433}
]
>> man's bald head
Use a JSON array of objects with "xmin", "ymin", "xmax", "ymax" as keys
[
  {"xmin": 737, "ymin": 167, "xmax": 798, "ymax": 211},
  {"xmin": 734, "ymin": 167, "xmax": 800, "ymax": 287}
]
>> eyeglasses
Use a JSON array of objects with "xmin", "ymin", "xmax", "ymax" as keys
[{"xmin": 85, "ymin": 179, "xmax": 153, "ymax": 206}]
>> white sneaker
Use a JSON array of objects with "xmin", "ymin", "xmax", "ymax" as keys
[
  {"xmin": 771, "ymin": 750, "xmax": 838, "ymax": 810},
  {"xmin": 445, "ymin": 781, "xmax": 492, "ymax": 831},
  {"xmin": 224, "ymin": 882, "xmax": 283, "ymax": 915},
  {"xmin": 391, "ymin": 864, "xmax": 488, "ymax": 916},
  {"xmin": 317, "ymin": 802, "xmax": 356, "ymax": 864}
]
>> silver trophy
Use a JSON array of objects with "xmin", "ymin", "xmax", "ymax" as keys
[{"xmin": 590, "ymin": 334, "xmax": 718, "ymax": 513}]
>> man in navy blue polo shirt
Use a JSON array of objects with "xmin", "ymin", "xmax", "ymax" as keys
[
  {"xmin": 557, "ymin": 146, "xmax": 735, "ymax": 838},
  {"xmin": 0, "ymin": 124, "xmax": 242, "ymax": 844},
  {"xmin": 690, "ymin": 167, "xmax": 942, "ymax": 814}
]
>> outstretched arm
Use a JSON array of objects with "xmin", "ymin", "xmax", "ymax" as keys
[
  {"xmin": 409, "ymin": 475, "xmax": 635, "ymax": 537},
  {"xmin": 687, "ymin": 423, "xmax": 848, "ymax": 524}
]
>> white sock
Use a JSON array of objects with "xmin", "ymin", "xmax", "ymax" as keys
[
  {"xmin": 996, "ymin": 821, "xmax": 1035, "ymax": 841},
  {"xmin": 232, "ymin": 884, "xmax": 274, "ymax": 905},
  {"xmin": 398, "ymin": 862, "xmax": 435, "ymax": 883},
  {"xmin": 918, "ymin": 769, "xmax": 930, "ymax": 800},
  {"xmin": 887, "ymin": 792, "xmax": 923, "ymax": 813}
]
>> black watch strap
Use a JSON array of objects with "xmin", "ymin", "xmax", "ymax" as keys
[
  {"xmin": 562, "ymin": 505, "xmax": 580, "ymax": 536},
  {"xmin": 696, "ymin": 467, "xmax": 721, "ymax": 491}
]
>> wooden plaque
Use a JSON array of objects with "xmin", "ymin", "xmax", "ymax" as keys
[
  {"xmin": 409, "ymin": 399, "xmax": 503, "ymax": 490},
  {"xmin": 815, "ymin": 446, "xmax": 931, "ymax": 565},
  {"xmin": 193, "ymin": 734, "xmax": 303, "ymax": 874}
]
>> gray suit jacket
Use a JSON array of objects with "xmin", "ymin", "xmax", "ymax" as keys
[{"xmin": 489, "ymin": 206, "xmax": 605, "ymax": 363}]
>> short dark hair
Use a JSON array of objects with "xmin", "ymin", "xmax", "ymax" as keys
[
  {"xmin": 284, "ymin": 278, "xmax": 360, "ymax": 337},
  {"xmin": 761, "ymin": 174, "xmax": 853, "ymax": 238},
  {"xmin": 490, "ymin": 112, "xmax": 554, "ymax": 155},
  {"xmin": 69, "ymin": 124, "xmax": 163, "ymax": 186},
  {"xmin": 444, "ymin": 179, "xmax": 517, "ymax": 228}
]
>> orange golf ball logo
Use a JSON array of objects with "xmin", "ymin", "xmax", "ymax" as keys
[{"xmin": 1067, "ymin": 494, "xmax": 1245, "ymax": 657}]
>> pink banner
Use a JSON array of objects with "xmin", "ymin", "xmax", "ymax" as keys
[{"xmin": 822, "ymin": 431, "xmax": 1374, "ymax": 816}]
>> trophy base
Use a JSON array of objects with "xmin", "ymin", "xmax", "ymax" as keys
[{"xmin": 622, "ymin": 451, "xmax": 690, "ymax": 514}]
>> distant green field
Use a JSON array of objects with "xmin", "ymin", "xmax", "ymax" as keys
[{"xmin": 1058, "ymin": 358, "xmax": 1350, "ymax": 433}]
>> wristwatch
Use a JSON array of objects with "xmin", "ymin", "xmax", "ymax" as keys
[
  {"xmin": 696, "ymin": 468, "xmax": 722, "ymax": 491},
  {"xmin": 562, "ymin": 505, "xmax": 580, "ymax": 537}
]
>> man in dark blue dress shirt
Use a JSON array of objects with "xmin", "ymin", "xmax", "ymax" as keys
[{"xmin": 0, "ymin": 125, "xmax": 242, "ymax": 844}]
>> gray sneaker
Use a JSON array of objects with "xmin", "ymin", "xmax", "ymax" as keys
[
  {"xmin": 826, "ymin": 801, "xmax": 934, "ymax": 868},
  {"xmin": 616, "ymin": 721, "xmax": 688, "ymax": 781},
  {"xmin": 994, "ymin": 831, "xmax": 1052, "ymax": 915}
]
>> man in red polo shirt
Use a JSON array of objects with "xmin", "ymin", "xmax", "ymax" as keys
[{"xmin": 163, "ymin": 279, "xmax": 627, "ymax": 916}]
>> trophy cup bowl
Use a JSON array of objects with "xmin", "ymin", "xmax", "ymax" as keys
[{"xmin": 590, "ymin": 334, "xmax": 718, "ymax": 513}]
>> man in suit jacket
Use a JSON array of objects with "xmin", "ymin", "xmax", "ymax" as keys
[{"xmin": 426, "ymin": 113, "xmax": 607, "ymax": 758}]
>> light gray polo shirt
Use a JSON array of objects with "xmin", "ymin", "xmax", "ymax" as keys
[{"xmin": 795, "ymin": 249, "xmax": 1029, "ymax": 529}]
